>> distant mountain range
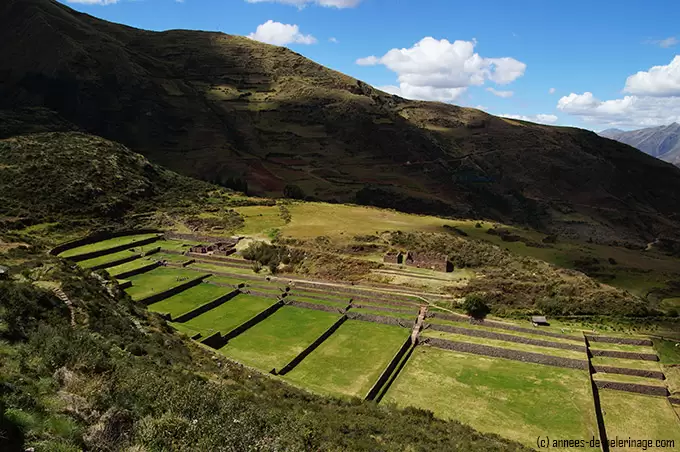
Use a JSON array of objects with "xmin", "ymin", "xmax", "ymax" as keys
[{"xmin": 599, "ymin": 123, "xmax": 680, "ymax": 166}]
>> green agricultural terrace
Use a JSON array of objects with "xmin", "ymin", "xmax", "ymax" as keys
[{"xmin": 39, "ymin": 231, "xmax": 680, "ymax": 450}]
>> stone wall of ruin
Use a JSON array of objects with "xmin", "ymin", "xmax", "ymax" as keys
[
  {"xmin": 287, "ymin": 300, "xmax": 349, "ymax": 314},
  {"xmin": 589, "ymin": 348, "xmax": 658, "ymax": 361},
  {"xmin": 352, "ymin": 303, "xmax": 418, "ymax": 316},
  {"xmin": 591, "ymin": 365, "xmax": 665, "ymax": 380},
  {"xmin": 364, "ymin": 336, "xmax": 414, "ymax": 401},
  {"xmin": 594, "ymin": 380, "xmax": 669, "ymax": 397},
  {"xmin": 585, "ymin": 335, "xmax": 653, "ymax": 346},
  {"xmin": 345, "ymin": 311, "xmax": 414, "ymax": 329},
  {"xmin": 220, "ymin": 300, "xmax": 286, "ymax": 343},
  {"xmin": 426, "ymin": 323, "xmax": 586, "ymax": 352},
  {"xmin": 423, "ymin": 337, "xmax": 588, "ymax": 370},
  {"xmin": 428, "ymin": 312, "xmax": 584, "ymax": 342},
  {"xmin": 164, "ymin": 232, "xmax": 238, "ymax": 245}
]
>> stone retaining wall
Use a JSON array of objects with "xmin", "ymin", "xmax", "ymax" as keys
[
  {"xmin": 172, "ymin": 289, "xmax": 241, "ymax": 323},
  {"xmin": 586, "ymin": 335, "xmax": 652, "ymax": 346},
  {"xmin": 113, "ymin": 261, "xmax": 160, "ymax": 280},
  {"xmin": 287, "ymin": 300, "xmax": 349, "ymax": 314},
  {"xmin": 345, "ymin": 312, "xmax": 414, "ymax": 329},
  {"xmin": 288, "ymin": 281, "xmax": 416, "ymax": 303},
  {"xmin": 591, "ymin": 365, "xmax": 665, "ymax": 380},
  {"xmin": 88, "ymin": 254, "xmax": 140, "ymax": 271},
  {"xmin": 164, "ymin": 232, "xmax": 239, "ymax": 245},
  {"xmin": 50, "ymin": 229, "xmax": 161, "ymax": 256},
  {"xmin": 365, "ymin": 336, "xmax": 413, "ymax": 401},
  {"xmin": 188, "ymin": 253, "xmax": 250, "ymax": 267},
  {"xmin": 66, "ymin": 236, "xmax": 160, "ymax": 263},
  {"xmin": 426, "ymin": 323, "xmax": 585, "ymax": 352},
  {"xmin": 349, "ymin": 296, "xmax": 418, "ymax": 308},
  {"xmin": 584, "ymin": 335, "xmax": 609, "ymax": 452},
  {"xmin": 428, "ymin": 312, "xmax": 584, "ymax": 342},
  {"xmin": 144, "ymin": 247, "xmax": 161, "ymax": 256},
  {"xmin": 594, "ymin": 380, "xmax": 669, "ymax": 397},
  {"xmin": 669, "ymin": 397, "xmax": 680, "ymax": 405},
  {"xmin": 118, "ymin": 280, "xmax": 132, "ymax": 290},
  {"xmin": 138, "ymin": 275, "xmax": 211, "ymax": 306},
  {"xmin": 289, "ymin": 291, "xmax": 351, "ymax": 304},
  {"xmin": 276, "ymin": 316, "xmax": 348, "ymax": 375},
  {"xmin": 589, "ymin": 348, "xmax": 658, "ymax": 361},
  {"xmin": 424, "ymin": 337, "xmax": 589, "ymax": 370},
  {"xmin": 352, "ymin": 303, "xmax": 418, "ymax": 315}
]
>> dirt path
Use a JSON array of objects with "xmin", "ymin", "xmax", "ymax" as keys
[{"xmin": 411, "ymin": 305, "xmax": 428, "ymax": 344}]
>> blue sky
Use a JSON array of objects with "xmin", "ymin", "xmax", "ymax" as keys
[{"xmin": 62, "ymin": 0, "xmax": 680, "ymax": 130}]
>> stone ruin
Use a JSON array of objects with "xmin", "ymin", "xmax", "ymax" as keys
[
  {"xmin": 383, "ymin": 251, "xmax": 403, "ymax": 264},
  {"xmin": 403, "ymin": 251, "xmax": 453, "ymax": 273},
  {"xmin": 189, "ymin": 241, "xmax": 237, "ymax": 256}
]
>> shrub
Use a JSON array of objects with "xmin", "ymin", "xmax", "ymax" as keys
[
  {"xmin": 462, "ymin": 294, "xmax": 490, "ymax": 319},
  {"xmin": 283, "ymin": 184, "xmax": 305, "ymax": 200}
]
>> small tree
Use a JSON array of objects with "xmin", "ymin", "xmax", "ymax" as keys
[
  {"xmin": 462, "ymin": 294, "xmax": 490, "ymax": 319},
  {"xmin": 283, "ymin": 184, "xmax": 305, "ymax": 200}
]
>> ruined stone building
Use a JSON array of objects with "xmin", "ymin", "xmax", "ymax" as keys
[
  {"xmin": 383, "ymin": 251, "xmax": 403, "ymax": 264},
  {"xmin": 404, "ymin": 251, "xmax": 453, "ymax": 272}
]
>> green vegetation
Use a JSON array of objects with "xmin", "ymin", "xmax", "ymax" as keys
[
  {"xmin": 124, "ymin": 267, "xmax": 209, "ymax": 301},
  {"xmin": 653, "ymin": 338, "xmax": 680, "ymax": 364},
  {"xmin": 59, "ymin": 233, "xmax": 158, "ymax": 258},
  {"xmin": 382, "ymin": 347, "xmax": 599, "ymax": 450},
  {"xmin": 147, "ymin": 283, "xmax": 232, "ymax": 318},
  {"xmin": 176, "ymin": 294, "xmax": 277, "ymax": 337},
  {"xmin": 591, "ymin": 372, "xmax": 666, "ymax": 386},
  {"xmin": 106, "ymin": 258, "xmax": 157, "ymax": 278},
  {"xmin": 77, "ymin": 248, "xmax": 141, "ymax": 269},
  {"xmin": 157, "ymin": 239, "xmax": 199, "ymax": 252},
  {"xmin": 0, "ymin": 263, "xmax": 528, "ymax": 451},
  {"xmin": 599, "ymin": 390, "xmax": 680, "ymax": 447},
  {"xmin": 284, "ymin": 320, "xmax": 408, "ymax": 398},
  {"xmin": 351, "ymin": 307, "xmax": 417, "ymax": 321},
  {"xmin": 220, "ymin": 307, "xmax": 341, "ymax": 371},
  {"xmin": 462, "ymin": 293, "xmax": 491, "ymax": 319}
]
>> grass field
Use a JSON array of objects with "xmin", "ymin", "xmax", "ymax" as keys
[
  {"xmin": 421, "ymin": 330, "xmax": 587, "ymax": 359},
  {"xmin": 58, "ymin": 233, "xmax": 159, "ymax": 258},
  {"xmin": 219, "ymin": 307, "xmax": 342, "ymax": 371},
  {"xmin": 588, "ymin": 342, "xmax": 656, "ymax": 353},
  {"xmin": 382, "ymin": 347, "xmax": 598, "ymax": 450},
  {"xmin": 207, "ymin": 275, "xmax": 250, "ymax": 286},
  {"xmin": 653, "ymin": 338, "xmax": 680, "ymax": 364},
  {"xmin": 124, "ymin": 267, "xmax": 209, "ymax": 301},
  {"xmin": 283, "ymin": 320, "xmax": 409, "ymax": 398},
  {"xmin": 599, "ymin": 390, "xmax": 680, "ymax": 451},
  {"xmin": 188, "ymin": 262, "xmax": 256, "ymax": 275},
  {"xmin": 289, "ymin": 296, "xmax": 348, "ymax": 309},
  {"xmin": 147, "ymin": 283, "xmax": 232, "ymax": 318},
  {"xmin": 107, "ymin": 258, "xmax": 157, "ymax": 277},
  {"xmin": 157, "ymin": 239, "xmax": 200, "ymax": 252},
  {"xmin": 77, "ymin": 248, "xmax": 141, "ymax": 269},
  {"xmin": 590, "ymin": 356, "xmax": 662, "ymax": 371},
  {"xmin": 148, "ymin": 252, "xmax": 193, "ymax": 264},
  {"xmin": 177, "ymin": 294, "xmax": 277, "ymax": 337},
  {"xmin": 234, "ymin": 205, "xmax": 287, "ymax": 236}
]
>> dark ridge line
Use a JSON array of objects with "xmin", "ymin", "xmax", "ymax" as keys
[
  {"xmin": 593, "ymin": 380, "xmax": 669, "ymax": 397},
  {"xmin": 365, "ymin": 336, "xmax": 413, "ymax": 402},
  {"xmin": 584, "ymin": 334, "xmax": 610, "ymax": 452}
]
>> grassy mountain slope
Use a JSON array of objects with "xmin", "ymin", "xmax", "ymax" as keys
[
  {"xmin": 0, "ymin": 131, "xmax": 215, "ymax": 221},
  {"xmin": 2, "ymin": 0, "xmax": 680, "ymax": 245}
]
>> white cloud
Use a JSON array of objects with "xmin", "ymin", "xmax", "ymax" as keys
[
  {"xmin": 558, "ymin": 56, "xmax": 680, "ymax": 127},
  {"xmin": 624, "ymin": 56, "xmax": 680, "ymax": 96},
  {"xmin": 549, "ymin": 87, "xmax": 556, "ymax": 94},
  {"xmin": 653, "ymin": 37, "xmax": 678, "ymax": 48},
  {"xmin": 329, "ymin": 37, "xmax": 339, "ymax": 43},
  {"xmin": 557, "ymin": 92, "xmax": 680, "ymax": 127},
  {"xmin": 500, "ymin": 114, "xmax": 558, "ymax": 124},
  {"xmin": 66, "ymin": 0, "xmax": 118, "ymax": 4},
  {"xmin": 486, "ymin": 87, "xmax": 513, "ymax": 98},
  {"xmin": 355, "ymin": 37, "xmax": 525, "ymax": 102},
  {"xmin": 247, "ymin": 20, "xmax": 317, "ymax": 46},
  {"xmin": 245, "ymin": 0, "xmax": 361, "ymax": 8}
]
